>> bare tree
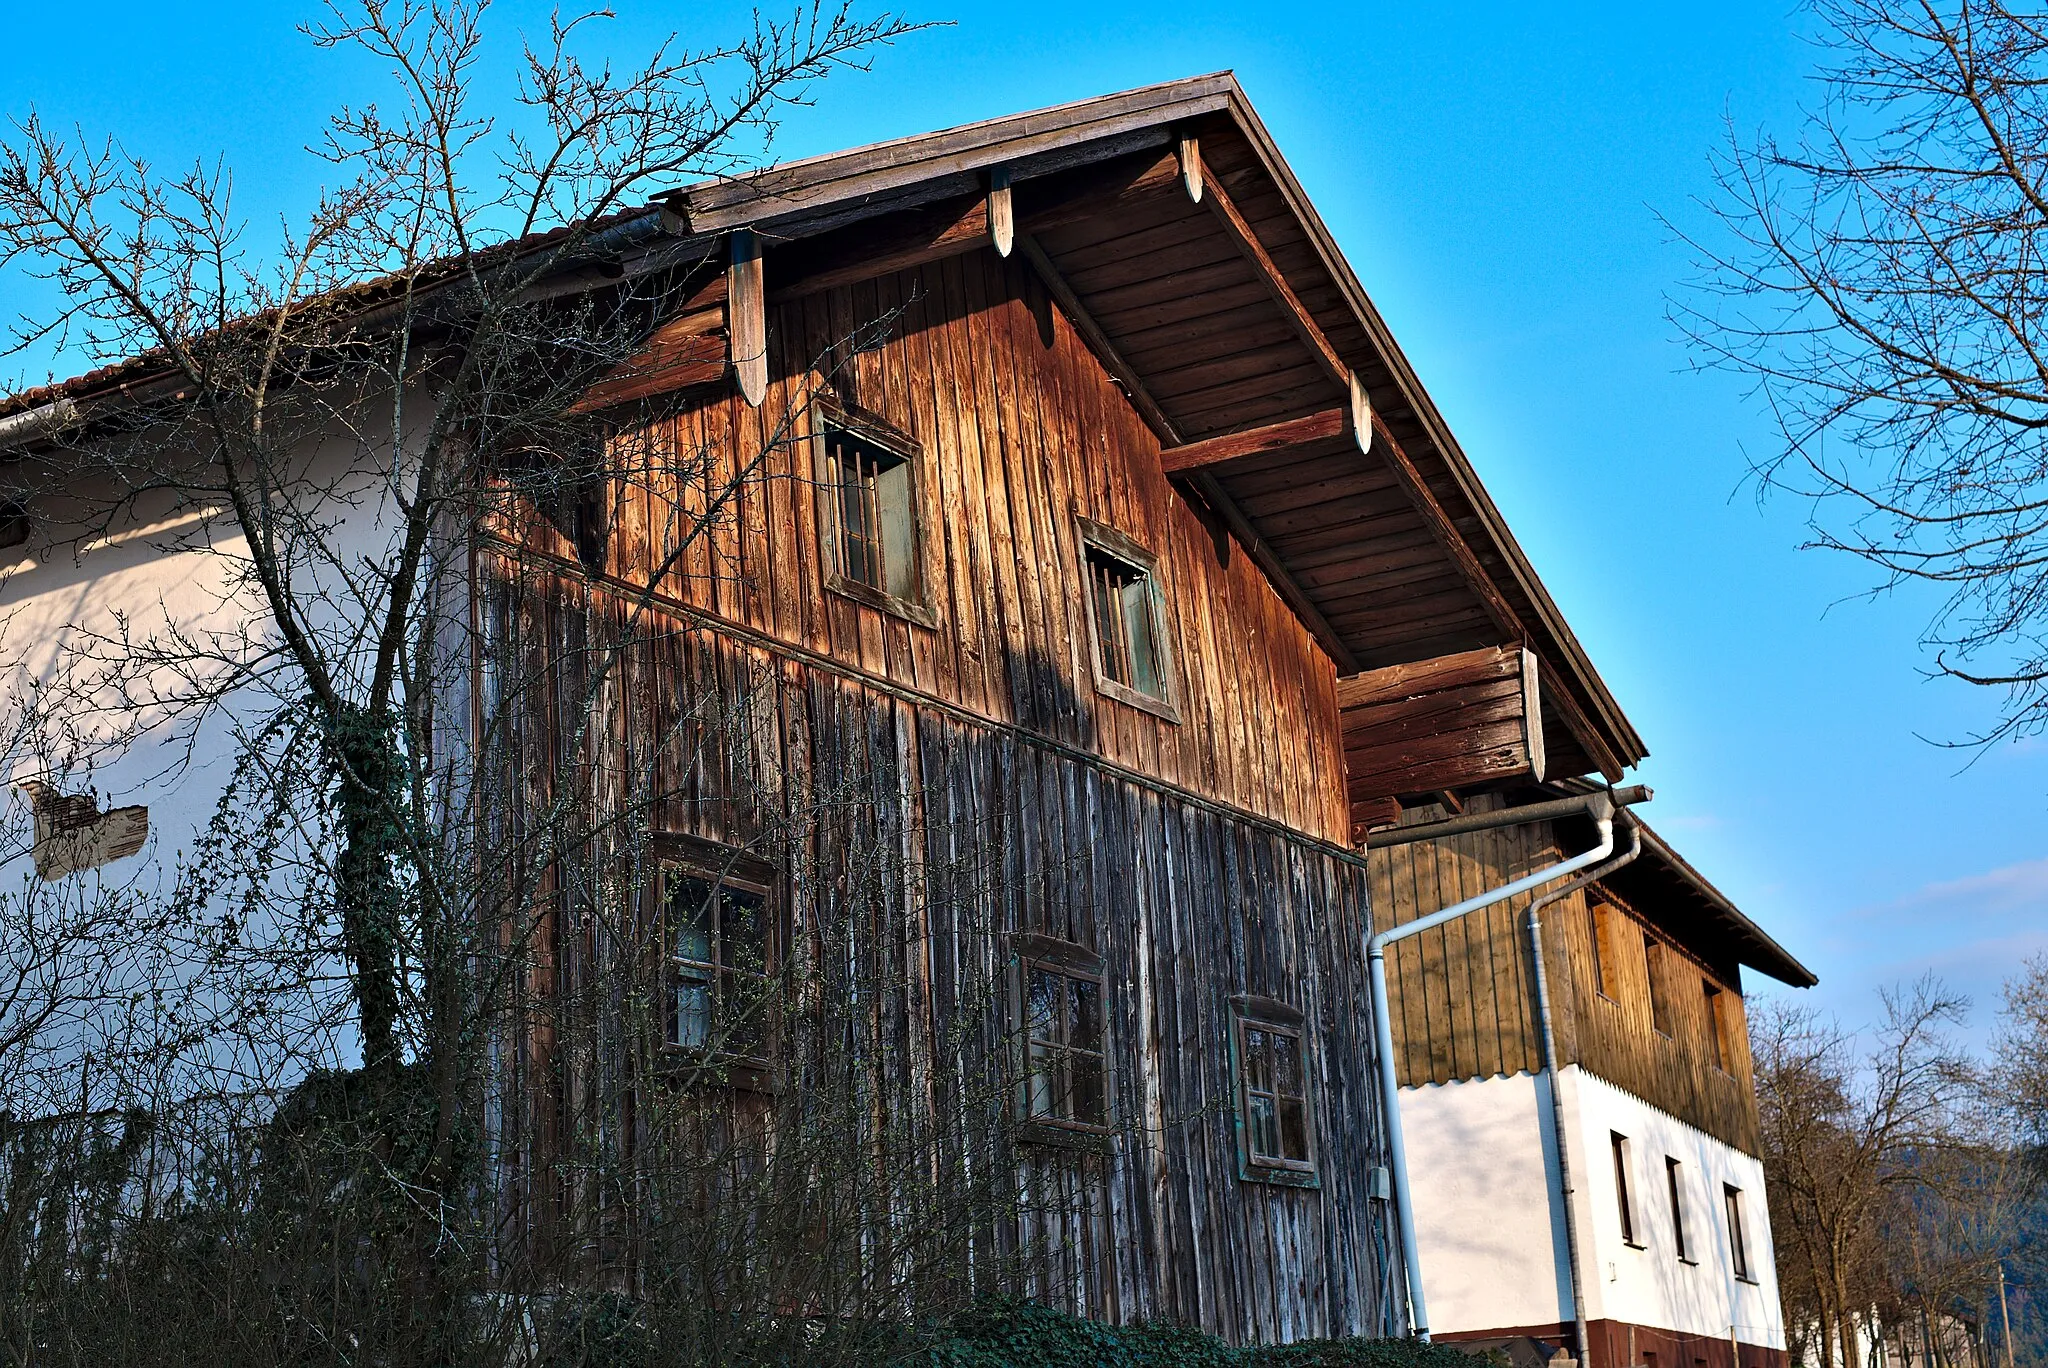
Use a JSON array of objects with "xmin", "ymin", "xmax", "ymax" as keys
[
  {"xmin": 1752, "ymin": 980, "xmax": 1996, "ymax": 1368},
  {"xmin": 1676, "ymin": 0, "xmax": 2048, "ymax": 746},
  {"xmin": 0, "ymin": 4, "xmax": 1116, "ymax": 1364}
]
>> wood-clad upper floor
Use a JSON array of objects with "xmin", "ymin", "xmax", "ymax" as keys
[
  {"xmin": 1368, "ymin": 794, "xmax": 1812, "ymax": 1158},
  {"xmin": 503, "ymin": 244, "xmax": 1353, "ymax": 843}
]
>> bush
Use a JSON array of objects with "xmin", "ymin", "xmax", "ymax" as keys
[{"xmin": 920, "ymin": 1298, "xmax": 1495, "ymax": 1368}]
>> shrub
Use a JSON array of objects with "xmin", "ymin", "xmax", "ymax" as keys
[{"xmin": 920, "ymin": 1297, "xmax": 1495, "ymax": 1368}]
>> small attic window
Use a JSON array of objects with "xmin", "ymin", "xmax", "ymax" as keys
[{"xmin": 1078, "ymin": 517, "xmax": 1175, "ymax": 720}]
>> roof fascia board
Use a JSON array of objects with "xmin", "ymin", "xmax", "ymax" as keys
[{"xmin": 667, "ymin": 75, "xmax": 1234, "ymax": 235}]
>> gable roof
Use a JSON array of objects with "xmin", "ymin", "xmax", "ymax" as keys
[
  {"xmin": 660, "ymin": 73, "xmax": 1646, "ymax": 780},
  {"xmin": 4, "ymin": 73, "xmax": 1646, "ymax": 781}
]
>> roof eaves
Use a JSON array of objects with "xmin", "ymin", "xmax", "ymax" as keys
[
  {"xmin": 1633, "ymin": 818, "xmax": 1818, "ymax": 988},
  {"xmin": 665, "ymin": 72, "xmax": 1238, "ymax": 235}
]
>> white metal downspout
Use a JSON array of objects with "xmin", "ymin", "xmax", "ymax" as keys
[
  {"xmin": 1526, "ymin": 820, "xmax": 1644, "ymax": 1365},
  {"xmin": 1367, "ymin": 790, "xmax": 1634, "ymax": 1341}
]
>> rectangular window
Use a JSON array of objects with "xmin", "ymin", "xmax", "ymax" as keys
[
  {"xmin": 816, "ymin": 416, "xmax": 926, "ymax": 615},
  {"xmin": 1589, "ymin": 900, "xmax": 1620, "ymax": 1000},
  {"xmin": 1230, "ymin": 997, "xmax": 1317, "ymax": 1185},
  {"xmin": 1645, "ymin": 935, "xmax": 1672, "ymax": 1036},
  {"xmin": 1666, "ymin": 1156, "xmax": 1691, "ymax": 1262},
  {"xmin": 1015, "ymin": 940, "xmax": 1108, "ymax": 1134},
  {"xmin": 1613, "ymin": 1132, "xmax": 1639, "ymax": 1246},
  {"xmin": 1078, "ymin": 518, "xmax": 1174, "ymax": 715},
  {"xmin": 1704, "ymin": 980, "xmax": 1730, "ymax": 1071},
  {"xmin": 1725, "ymin": 1184, "xmax": 1752, "ymax": 1280},
  {"xmin": 661, "ymin": 854, "xmax": 778, "ymax": 1064}
]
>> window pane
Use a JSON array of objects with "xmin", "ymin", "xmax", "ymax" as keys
[
  {"xmin": 724, "ymin": 884, "xmax": 768, "ymax": 975},
  {"xmin": 1248, "ymin": 1091, "xmax": 1279, "ymax": 1161},
  {"xmin": 1121, "ymin": 576, "xmax": 1161, "ymax": 697},
  {"xmin": 1274, "ymin": 1031, "xmax": 1302, "ymax": 1097},
  {"xmin": 669, "ymin": 874, "xmax": 714, "ymax": 965},
  {"xmin": 877, "ymin": 457, "xmax": 915, "ymax": 600},
  {"xmin": 1027, "ymin": 1039, "xmax": 1057, "ymax": 1117},
  {"xmin": 1070, "ymin": 1050, "xmax": 1105, "ymax": 1125},
  {"xmin": 1280, "ymin": 1098, "xmax": 1309, "ymax": 1162},
  {"xmin": 1026, "ymin": 969, "xmax": 1060, "ymax": 1043},
  {"xmin": 1244, "ymin": 1028, "xmax": 1271, "ymax": 1092},
  {"xmin": 1089, "ymin": 554, "xmax": 1130, "ymax": 685},
  {"xmin": 673, "ymin": 974, "xmax": 711, "ymax": 1050},
  {"xmin": 1071, "ymin": 977, "xmax": 1102, "ymax": 1052}
]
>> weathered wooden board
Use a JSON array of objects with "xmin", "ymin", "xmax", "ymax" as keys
[{"xmin": 1337, "ymin": 646, "xmax": 1544, "ymax": 820}]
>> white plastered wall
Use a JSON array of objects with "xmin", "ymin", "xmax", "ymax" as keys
[{"xmin": 1400, "ymin": 1066, "xmax": 1787, "ymax": 1350}]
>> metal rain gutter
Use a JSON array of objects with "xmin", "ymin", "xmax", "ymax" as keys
[
  {"xmin": 1525, "ymin": 818, "xmax": 1644, "ymax": 1364},
  {"xmin": 1365, "ymin": 784, "xmax": 1652, "ymax": 1340}
]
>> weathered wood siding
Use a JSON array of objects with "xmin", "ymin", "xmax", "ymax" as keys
[
  {"xmin": 587, "ymin": 246, "xmax": 1350, "ymax": 843},
  {"xmin": 480, "ymin": 566, "xmax": 1395, "ymax": 1340},
  {"xmin": 1367, "ymin": 798, "xmax": 1761, "ymax": 1156},
  {"xmin": 476, "ymin": 246, "xmax": 1399, "ymax": 1339}
]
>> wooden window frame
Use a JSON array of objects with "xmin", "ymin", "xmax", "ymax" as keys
[
  {"xmin": 1009, "ymin": 932, "xmax": 1111, "ymax": 1148},
  {"xmin": 1612, "ymin": 1131, "xmax": 1643, "ymax": 1248},
  {"xmin": 1666, "ymin": 1155, "xmax": 1695, "ymax": 1264},
  {"xmin": 1703, "ymin": 979, "xmax": 1731, "ymax": 1073},
  {"xmin": 648, "ymin": 834, "xmax": 785, "ymax": 1091},
  {"xmin": 1725, "ymin": 1183, "xmax": 1755, "ymax": 1282},
  {"xmin": 811, "ymin": 402, "xmax": 937, "ymax": 628},
  {"xmin": 1589, "ymin": 899, "xmax": 1620, "ymax": 1003},
  {"xmin": 1075, "ymin": 515, "xmax": 1179, "ymax": 723},
  {"xmin": 1228, "ymin": 994, "xmax": 1319, "ymax": 1188},
  {"xmin": 1644, "ymin": 934, "xmax": 1673, "ymax": 1038}
]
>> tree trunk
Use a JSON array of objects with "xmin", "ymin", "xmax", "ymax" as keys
[{"xmin": 326, "ymin": 705, "xmax": 406, "ymax": 1070}]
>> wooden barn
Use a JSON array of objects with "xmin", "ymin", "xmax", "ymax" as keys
[
  {"xmin": 0, "ymin": 70, "xmax": 1812, "ymax": 1358},
  {"xmin": 475, "ymin": 72, "xmax": 1668, "ymax": 1345}
]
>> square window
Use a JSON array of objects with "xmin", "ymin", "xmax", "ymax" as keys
[
  {"xmin": 658, "ymin": 855, "xmax": 778, "ymax": 1066},
  {"xmin": 815, "ymin": 415, "xmax": 928, "ymax": 619},
  {"xmin": 1230, "ymin": 997, "xmax": 1317, "ymax": 1185},
  {"xmin": 1012, "ymin": 938, "xmax": 1109, "ymax": 1136},
  {"xmin": 1077, "ymin": 518, "xmax": 1175, "ymax": 717}
]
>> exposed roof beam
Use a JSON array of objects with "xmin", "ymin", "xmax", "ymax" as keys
[
  {"xmin": 1013, "ymin": 229, "xmax": 1359, "ymax": 674},
  {"xmin": 1015, "ymin": 230, "xmax": 1183, "ymax": 443},
  {"xmin": 987, "ymin": 165, "xmax": 1015, "ymax": 257},
  {"xmin": 1191, "ymin": 141, "xmax": 1350, "ymax": 389},
  {"xmin": 1160, "ymin": 406, "xmax": 1346, "ymax": 474}
]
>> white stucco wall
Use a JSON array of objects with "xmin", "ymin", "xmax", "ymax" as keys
[{"xmin": 1401, "ymin": 1066, "xmax": 1787, "ymax": 1350}]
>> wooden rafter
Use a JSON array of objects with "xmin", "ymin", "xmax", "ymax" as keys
[
  {"xmin": 1160, "ymin": 407, "xmax": 1347, "ymax": 474},
  {"xmin": 1014, "ymin": 229, "xmax": 1360, "ymax": 674},
  {"xmin": 1192, "ymin": 143, "xmax": 1350, "ymax": 388},
  {"xmin": 728, "ymin": 228, "xmax": 766, "ymax": 406}
]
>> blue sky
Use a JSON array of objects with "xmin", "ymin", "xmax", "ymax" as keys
[{"xmin": 2, "ymin": 1, "xmax": 2041, "ymax": 1046}]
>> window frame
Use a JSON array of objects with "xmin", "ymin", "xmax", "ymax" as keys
[
  {"xmin": 1009, "ymin": 932, "xmax": 1112, "ymax": 1147},
  {"xmin": 647, "ymin": 834, "xmax": 785, "ymax": 1089},
  {"xmin": 1703, "ymin": 979, "xmax": 1731, "ymax": 1073},
  {"xmin": 1227, "ymin": 994, "xmax": 1319, "ymax": 1188},
  {"xmin": 1588, "ymin": 898, "xmax": 1621, "ymax": 1002},
  {"xmin": 1725, "ymin": 1183, "xmax": 1755, "ymax": 1282},
  {"xmin": 1075, "ymin": 515, "xmax": 1179, "ymax": 723},
  {"xmin": 1612, "ymin": 1131, "xmax": 1643, "ymax": 1248},
  {"xmin": 1666, "ymin": 1155, "xmax": 1695, "ymax": 1264},
  {"xmin": 1644, "ymin": 934, "xmax": 1673, "ymax": 1037},
  {"xmin": 811, "ymin": 402, "xmax": 937, "ymax": 627}
]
